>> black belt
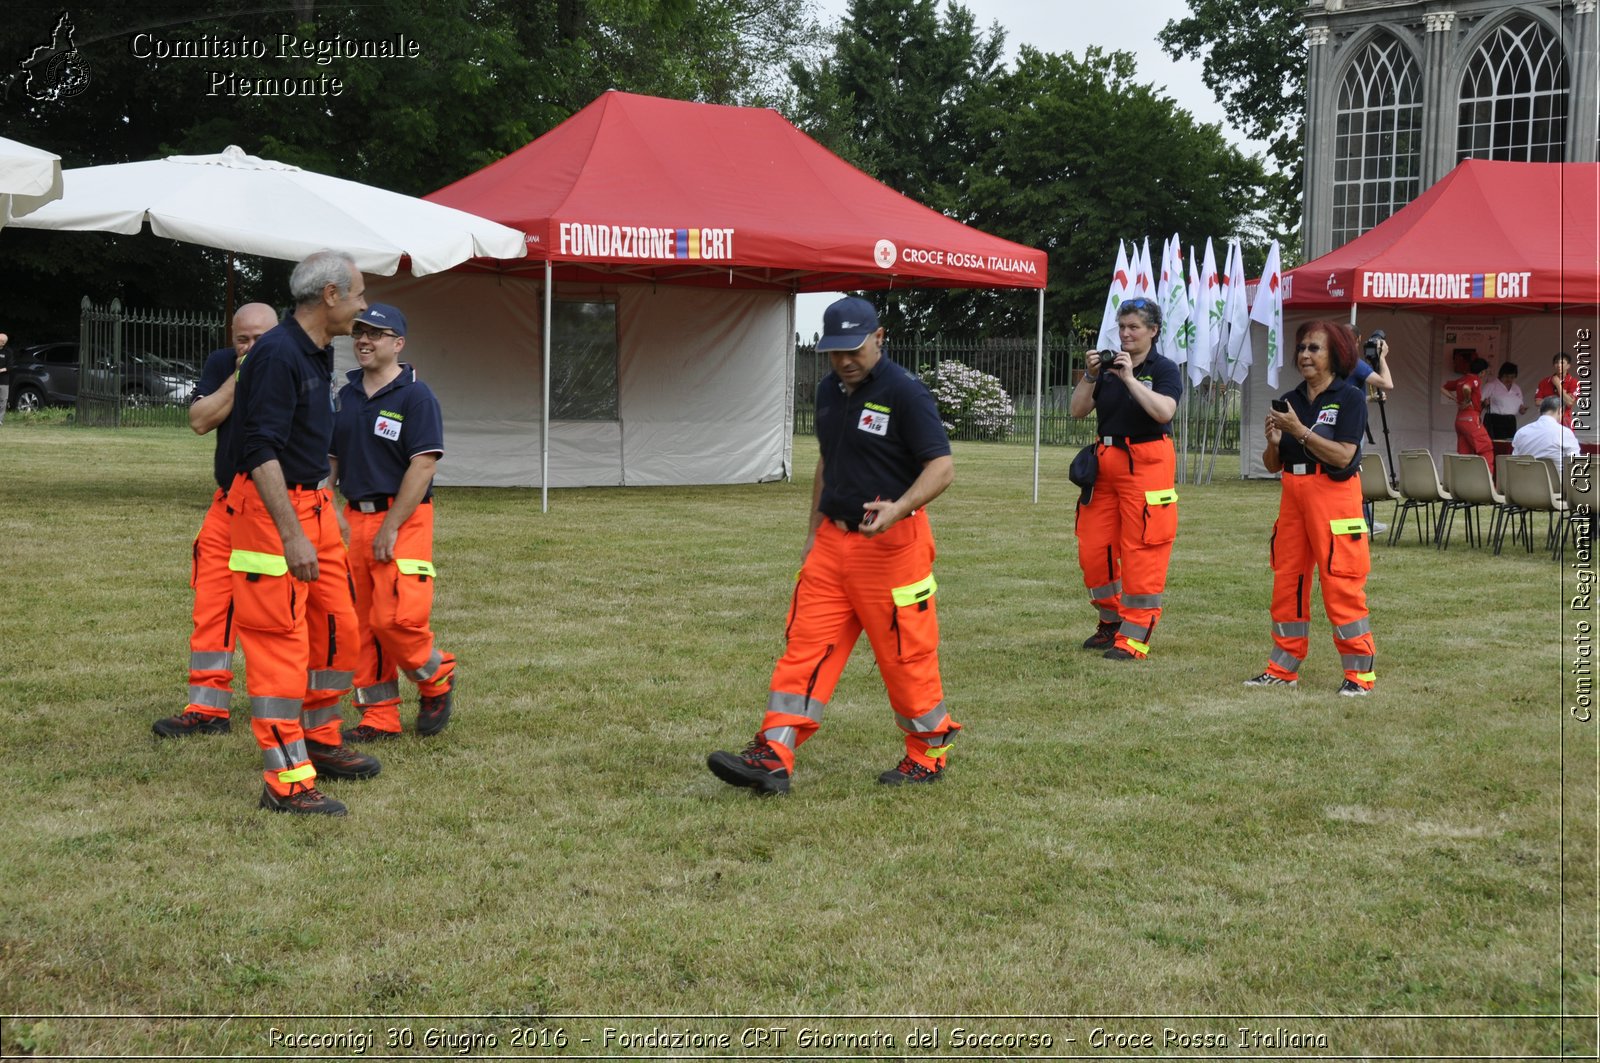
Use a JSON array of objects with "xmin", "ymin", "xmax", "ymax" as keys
[
  {"xmin": 1284, "ymin": 462, "xmax": 1326, "ymax": 476},
  {"xmin": 1099, "ymin": 434, "xmax": 1167, "ymax": 448},
  {"xmin": 351, "ymin": 496, "xmax": 431, "ymax": 514}
]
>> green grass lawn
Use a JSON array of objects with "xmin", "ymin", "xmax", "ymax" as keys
[{"xmin": 0, "ymin": 424, "xmax": 1593, "ymax": 1058}]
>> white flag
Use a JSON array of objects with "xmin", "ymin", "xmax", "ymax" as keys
[
  {"xmin": 1158, "ymin": 234, "xmax": 1192, "ymax": 367},
  {"xmin": 1191, "ymin": 238, "xmax": 1221, "ymax": 387},
  {"xmin": 1249, "ymin": 239, "xmax": 1285, "ymax": 389},
  {"xmin": 1134, "ymin": 237, "xmax": 1155, "ymax": 297},
  {"xmin": 1222, "ymin": 239, "xmax": 1252, "ymax": 383},
  {"xmin": 1096, "ymin": 241, "xmax": 1132, "ymax": 352}
]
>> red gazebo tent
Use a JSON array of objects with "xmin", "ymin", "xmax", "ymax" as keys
[{"xmin": 403, "ymin": 92, "xmax": 1049, "ymax": 504}]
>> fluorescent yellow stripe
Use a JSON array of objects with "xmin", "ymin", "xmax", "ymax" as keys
[
  {"xmin": 395, "ymin": 558, "xmax": 436, "ymax": 577},
  {"xmin": 1144, "ymin": 489, "xmax": 1177, "ymax": 505},
  {"xmin": 926, "ymin": 744, "xmax": 952, "ymax": 760},
  {"xmin": 1125, "ymin": 638, "xmax": 1150, "ymax": 655},
  {"xmin": 1356, "ymin": 671, "xmax": 1375, "ymax": 682},
  {"xmin": 229, "ymin": 549, "xmax": 288, "ymax": 576},
  {"xmin": 276, "ymin": 764, "xmax": 315, "ymax": 784},
  {"xmin": 1330, "ymin": 518, "xmax": 1369, "ymax": 536},
  {"xmin": 891, "ymin": 574, "xmax": 937, "ymax": 608}
]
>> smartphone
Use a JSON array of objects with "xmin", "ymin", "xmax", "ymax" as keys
[{"xmin": 1271, "ymin": 398, "xmax": 1290, "ymax": 413}]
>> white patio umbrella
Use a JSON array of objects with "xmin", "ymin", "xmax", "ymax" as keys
[
  {"xmin": 0, "ymin": 135, "xmax": 64, "ymax": 224},
  {"xmin": 10, "ymin": 144, "xmax": 526, "ymax": 274}
]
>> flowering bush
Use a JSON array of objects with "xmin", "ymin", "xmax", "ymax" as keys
[{"xmin": 918, "ymin": 360, "xmax": 1015, "ymax": 441}]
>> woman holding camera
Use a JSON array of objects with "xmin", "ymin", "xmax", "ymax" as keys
[
  {"xmin": 1069, "ymin": 297, "xmax": 1181, "ymax": 660},
  {"xmin": 1248, "ymin": 320, "xmax": 1376, "ymax": 696}
]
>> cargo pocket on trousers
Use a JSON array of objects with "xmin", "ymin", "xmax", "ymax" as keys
[
  {"xmin": 392, "ymin": 558, "xmax": 436, "ymax": 631},
  {"xmin": 1141, "ymin": 489, "xmax": 1179, "ymax": 545},
  {"xmin": 889, "ymin": 574, "xmax": 939, "ymax": 663},
  {"xmin": 228, "ymin": 549, "xmax": 298, "ymax": 634},
  {"xmin": 1326, "ymin": 517, "xmax": 1372, "ymax": 579}
]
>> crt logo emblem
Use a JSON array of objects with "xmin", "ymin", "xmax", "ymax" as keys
[{"xmin": 858, "ymin": 410, "xmax": 889, "ymax": 436}]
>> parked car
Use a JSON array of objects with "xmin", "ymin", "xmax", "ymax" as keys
[{"xmin": 7, "ymin": 343, "xmax": 199, "ymax": 411}]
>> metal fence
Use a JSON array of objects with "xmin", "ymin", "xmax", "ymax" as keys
[
  {"xmin": 794, "ymin": 335, "xmax": 1241, "ymax": 451},
  {"xmin": 78, "ymin": 297, "xmax": 224, "ymax": 427}
]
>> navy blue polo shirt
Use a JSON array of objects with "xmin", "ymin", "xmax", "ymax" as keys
[
  {"xmin": 230, "ymin": 316, "xmax": 335, "ymax": 486},
  {"xmin": 1092, "ymin": 351, "xmax": 1182, "ymax": 438},
  {"xmin": 814, "ymin": 357, "xmax": 951, "ymax": 526},
  {"xmin": 194, "ymin": 347, "xmax": 238, "ymax": 491},
  {"xmin": 1278, "ymin": 376, "xmax": 1367, "ymax": 480},
  {"xmin": 330, "ymin": 364, "xmax": 444, "ymax": 502}
]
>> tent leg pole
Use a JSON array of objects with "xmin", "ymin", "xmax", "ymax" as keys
[
  {"xmin": 542, "ymin": 259, "xmax": 552, "ymax": 514},
  {"xmin": 1032, "ymin": 288, "xmax": 1044, "ymax": 504}
]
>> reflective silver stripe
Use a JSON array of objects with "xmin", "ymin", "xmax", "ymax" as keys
[
  {"xmin": 1273, "ymin": 621, "xmax": 1310, "ymax": 638},
  {"xmin": 1089, "ymin": 580, "xmax": 1122, "ymax": 600},
  {"xmin": 1341, "ymin": 654, "xmax": 1375, "ymax": 672},
  {"xmin": 302, "ymin": 704, "xmax": 342, "ymax": 731},
  {"xmin": 306, "ymin": 669, "xmax": 353, "ymax": 691},
  {"xmin": 1269, "ymin": 647, "xmax": 1303, "ymax": 672},
  {"xmin": 262, "ymin": 738, "xmax": 309, "ymax": 772},
  {"xmin": 1122, "ymin": 593, "xmax": 1162, "ymax": 609},
  {"xmin": 1097, "ymin": 606, "xmax": 1121, "ymax": 622},
  {"xmin": 1334, "ymin": 617, "xmax": 1372, "ymax": 640},
  {"xmin": 187, "ymin": 685, "xmax": 232, "ymax": 709},
  {"xmin": 251, "ymin": 696, "xmax": 302, "ymax": 720},
  {"xmin": 355, "ymin": 681, "xmax": 401, "ymax": 706},
  {"xmin": 404, "ymin": 648, "xmax": 444, "ymax": 683},
  {"xmin": 190, "ymin": 650, "xmax": 233, "ymax": 671},
  {"xmin": 895, "ymin": 701, "xmax": 950, "ymax": 734},
  {"xmin": 763, "ymin": 725, "xmax": 798, "ymax": 750},
  {"xmin": 766, "ymin": 690, "xmax": 825, "ymax": 723}
]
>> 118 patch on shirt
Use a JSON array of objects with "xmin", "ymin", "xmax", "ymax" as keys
[
  {"xmin": 858, "ymin": 410, "xmax": 889, "ymax": 436},
  {"xmin": 373, "ymin": 416, "xmax": 402, "ymax": 441}
]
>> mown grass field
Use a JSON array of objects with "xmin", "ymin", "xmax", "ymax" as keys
[{"xmin": 0, "ymin": 423, "xmax": 1593, "ymax": 1059}]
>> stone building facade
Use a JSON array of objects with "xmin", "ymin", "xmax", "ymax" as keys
[{"xmin": 1300, "ymin": 0, "xmax": 1596, "ymax": 257}]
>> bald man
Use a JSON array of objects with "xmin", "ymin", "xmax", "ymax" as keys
[{"xmin": 154, "ymin": 302, "xmax": 281, "ymax": 737}]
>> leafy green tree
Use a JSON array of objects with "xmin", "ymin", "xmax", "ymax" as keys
[
  {"xmin": 1158, "ymin": 0, "xmax": 1303, "ymax": 240},
  {"xmin": 787, "ymin": 0, "xmax": 1271, "ymax": 337},
  {"xmin": 0, "ymin": 0, "xmax": 822, "ymax": 340},
  {"xmin": 957, "ymin": 45, "xmax": 1270, "ymax": 335}
]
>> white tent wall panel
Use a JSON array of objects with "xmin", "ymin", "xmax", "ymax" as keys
[
  {"xmin": 616, "ymin": 286, "xmax": 792, "ymax": 487},
  {"xmin": 1243, "ymin": 310, "xmax": 1598, "ymax": 478},
  {"xmin": 364, "ymin": 274, "xmax": 793, "ymax": 488}
]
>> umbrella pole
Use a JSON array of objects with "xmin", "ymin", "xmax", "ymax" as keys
[{"xmin": 225, "ymin": 252, "xmax": 235, "ymax": 331}]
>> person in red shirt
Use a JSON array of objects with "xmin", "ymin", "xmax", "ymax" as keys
[
  {"xmin": 1442, "ymin": 356, "xmax": 1495, "ymax": 469},
  {"xmin": 1533, "ymin": 353, "xmax": 1579, "ymax": 428}
]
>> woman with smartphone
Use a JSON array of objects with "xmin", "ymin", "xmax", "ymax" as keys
[
  {"xmin": 1068, "ymin": 297, "xmax": 1181, "ymax": 661},
  {"xmin": 1249, "ymin": 320, "xmax": 1377, "ymax": 696}
]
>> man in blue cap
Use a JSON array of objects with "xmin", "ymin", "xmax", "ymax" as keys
[
  {"xmin": 707, "ymin": 295, "xmax": 961, "ymax": 794},
  {"xmin": 329, "ymin": 302, "xmax": 456, "ymax": 742}
]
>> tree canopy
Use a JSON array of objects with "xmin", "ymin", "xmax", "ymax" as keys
[
  {"xmin": 788, "ymin": 0, "xmax": 1273, "ymax": 337},
  {"xmin": 0, "ymin": 0, "xmax": 1281, "ymax": 344}
]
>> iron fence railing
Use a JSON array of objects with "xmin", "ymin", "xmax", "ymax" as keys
[
  {"xmin": 794, "ymin": 335, "xmax": 1241, "ymax": 452},
  {"xmin": 78, "ymin": 297, "xmax": 224, "ymax": 427}
]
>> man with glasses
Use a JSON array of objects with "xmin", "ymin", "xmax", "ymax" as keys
[{"xmin": 329, "ymin": 303, "xmax": 456, "ymax": 742}]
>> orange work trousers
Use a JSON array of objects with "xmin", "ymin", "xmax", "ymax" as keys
[
  {"xmin": 185, "ymin": 488, "xmax": 236, "ymax": 719},
  {"xmin": 1075, "ymin": 436, "xmax": 1179, "ymax": 657},
  {"xmin": 1263, "ymin": 473, "xmax": 1377, "ymax": 689},
  {"xmin": 345, "ymin": 502, "xmax": 455, "ymax": 734},
  {"xmin": 760, "ymin": 509, "xmax": 959, "ymax": 773},
  {"xmin": 228, "ymin": 475, "xmax": 359, "ymax": 797},
  {"xmin": 1454, "ymin": 413, "xmax": 1495, "ymax": 472}
]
